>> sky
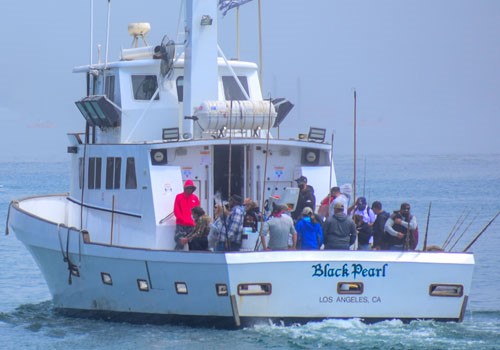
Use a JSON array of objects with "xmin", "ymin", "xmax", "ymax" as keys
[{"xmin": 0, "ymin": 0, "xmax": 499, "ymax": 161}]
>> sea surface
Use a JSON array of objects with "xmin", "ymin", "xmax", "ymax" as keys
[{"xmin": 0, "ymin": 154, "xmax": 499, "ymax": 349}]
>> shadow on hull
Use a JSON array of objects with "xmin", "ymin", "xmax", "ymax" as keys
[{"xmin": 55, "ymin": 308, "xmax": 462, "ymax": 329}]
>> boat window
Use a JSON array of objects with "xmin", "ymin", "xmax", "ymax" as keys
[
  {"xmin": 92, "ymin": 74, "xmax": 98, "ymax": 95},
  {"xmin": 137, "ymin": 279, "xmax": 149, "ymax": 292},
  {"xmin": 176, "ymin": 76, "xmax": 183, "ymax": 102},
  {"xmin": 215, "ymin": 284, "xmax": 228, "ymax": 296},
  {"xmin": 132, "ymin": 75, "xmax": 159, "ymax": 100},
  {"xmin": 70, "ymin": 265, "xmax": 80, "ymax": 277},
  {"xmin": 222, "ymin": 76, "xmax": 249, "ymax": 101},
  {"xmin": 175, "ymin": 282, "xmax": 188, "ymax": 295},
  {"xmin": 101, "ymin": 272, "xmax": 112, "ymax": 285},
  {"xmin": 429, "ymin": 284, "xmax": 463, "ymax": 297},
  {"xmin": 337, "ymin": 282, "xmax": 364, "ymax": 294},
  {"xmin": 88, "ymin": 157, "xmax": 102, "ymax": 189},
  {"xmin": 78, "ymin": 157, "xmax": 84, "ymax": 189},
  {"xmin": 105, "ymin": 75, "xmax": 115, "ymax": 102},
  {"xmin": 237, "ymin": 283, "xmax": 272, "ymax": 296},
  {"xmin": 106, "ymin": 157, "xmax": 122, "ymax": 189},
  {"xmin": 81, "ymin": 230, "xmax": 90, "ymax": 243},
  {"xmin": 125, "ymin": 157, "xmax": 137, "ymax": 189}
]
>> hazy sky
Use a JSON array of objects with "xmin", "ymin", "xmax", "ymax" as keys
[{"xmin": 0, "ymin": 0, "xmax": 499, "ymax": 161}]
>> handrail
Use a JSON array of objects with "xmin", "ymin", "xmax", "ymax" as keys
[
  {"xmin": 159, "ymin": 212, "xmax": 175, "ymax": 224},
  {"xmin": 66, "ymin": 196, "xmax": 142, "ymax": 218}
]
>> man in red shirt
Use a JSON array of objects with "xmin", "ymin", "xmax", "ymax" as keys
[{"xmin": 173, "ymin": 179, "xmax": 200, "ymax": 249}]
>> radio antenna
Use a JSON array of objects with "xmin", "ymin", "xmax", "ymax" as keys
[
  {"xmin": 105, "ymin": 0, "xmax": 112, "ymax": 68},
  {"xmin": 89, "ymin": 0, "xmax": 94, "ymax": 65}
]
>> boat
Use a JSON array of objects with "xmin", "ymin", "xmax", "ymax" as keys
[{"xmin": 6, "ymin": 0, "xmax": 474, "ymax": 327}]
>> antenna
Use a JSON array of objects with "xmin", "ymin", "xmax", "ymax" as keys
[
  {"xmin": 89, "ymin": 0, "xmax": 94, "ymax": 66},
  {"xmin": 105, "ymin": 0, "xmax": 112, "ymax": 68}
]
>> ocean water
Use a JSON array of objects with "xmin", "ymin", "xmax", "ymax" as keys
[{"xmin": 0, "ymin": 154, "xmax": 499, "ymax": 349}]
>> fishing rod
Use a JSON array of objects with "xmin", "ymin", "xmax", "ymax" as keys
[
  {"xmin": 448, "ymin": 212, "xmax": 479, "ymax": 252},
  {"xmin": 362, "ymin": 157, "xmax": 366, "ymax": 198},
  {"xmin": 352, "ymin": 89, "xmax": 357, "ymax": 204},
  {"xmin": 327, "ymin": 132, "xmax": 334, "ymax": 209},
  {"xmin": 228, "ymin": 100, "xmax": 233, "ymax": 200},
  {"xmin": 422, "ymin": 202, "xmax": 432, "ymax": 251},
  {"xmin": 463, "ymin": 211, "xmax": 499, "ymax": 252},
  {"xmin": 443, "ymin": 208, "xmax": 471, "ymax": 250},
  {"xmin": 442, "ymin": 207, "xmax": 468, "ymax": 248}
]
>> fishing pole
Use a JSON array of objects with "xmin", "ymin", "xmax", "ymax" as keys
[
  {"xmin": 327, "ymin": 132, "xmax": 334, "ymax": 212},
  {"xmin": 422, "ymin": 201, "xmax": 432, "ymax": 251},
  {"xmin": 352, "ymin": 90, "xmax": 357, "ymax": 204},
  {"xmin": 362, "ymin": 157, "xmax": 366, "ymax": 198},
  {"xmin": 463, "ymin": 211, "xmax": 499, "ymax": 252},
  {"xmin": 442, "ymin": 207, "xmax": 468, "ymax": 248},
  {"xmin": 444, "ymin": 208, "xmax": 471, "ymax": 250},
  {"xmin": 448, "ymin": 212, "xmax": 479, "ymax": 252},
  {"xmin": 228, "ymin": 100, "xmax": 233, "ymax": 200}
]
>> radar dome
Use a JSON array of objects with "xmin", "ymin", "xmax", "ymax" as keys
[{"xmin": 128, "ymin": 23, "xmax": 151, "ymax": 36}]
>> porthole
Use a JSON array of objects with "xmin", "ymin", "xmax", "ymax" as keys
[
  {"xmin": 237, "ymin": 283, "xmax": 272, "ymax": 296},
  {"xmin": 216, "ymin": 284, "xmax": 228, "ymax": 296},
  {"xmin": 337, "ymin": 282, "xmax": 364, "ymax": 294},
  {"xmin": 429, "ymin": 284, "xmax": 463, "ymax": 297},
  {"xmin": 175, "ymin": 282, "xmax": 188, "ymax": 295},
  {"xmin": 101, "ymin": 272, "xmax": 112, "ymax": 285},
  {"xmin": 137, "ymin": 279, "xmax": 149, "ymax": 292}
]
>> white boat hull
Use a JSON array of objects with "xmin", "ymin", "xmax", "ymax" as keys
[{"xmin": 8, "ymin": 196, "xmax": 474, "ymax": 327}]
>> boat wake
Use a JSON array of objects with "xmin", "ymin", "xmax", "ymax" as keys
[
  {"xmin": 1, "ymin": 301, "xmax": 499, "ymax": 349},
  {"xmin": 0, "ymin": 301, "xmax": 56, "ymax": 329},
  {"xmin": 245, "ymin": 313, "xmax": 500, "ymax": 349}
]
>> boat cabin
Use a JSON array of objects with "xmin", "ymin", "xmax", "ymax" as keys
[{"xmin": 68, "ymin": 24, "xmax": 334, "ymax": 250}]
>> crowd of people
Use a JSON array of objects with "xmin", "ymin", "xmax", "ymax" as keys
[{"xmin": 172, "ymin": 177, "xmax": 419, "ymax": 252}]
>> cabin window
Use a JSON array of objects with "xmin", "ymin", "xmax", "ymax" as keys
[
  {"xmin": 429, "ymin": 284, "xmax": 463, "ymax": 297},
  {"xmin": 222, "ymin": 76, "xmax": 249, "ymax": 101},
  {"xmin": 88, "ymin": 157, "xmax": 102, "ymax": 189},
  {"xmin": 125, "ymin": 157, "xmax": 137, "ymax": 189},
  {"xmin": 105, "ymin": 75, "xmax": 115, "ymax": 101},
  {"xmin": 176, "ymin": 76, "xmax": 183, "ymax": 102},
  {"xmin": 237, "ymin": 283, "xmax": 272, "ymax": 296},
  {"xmin": 132, "ymin": 75, "xmax": 159, "ymax": 100},
  {"xmin": 337, "ymin": 282, "xmax": 364, "ymax": 294},
  {"xmin": 91, "ymin": 75, "xmax": 98, "ymax": 95},
  {"xmin": 106, "ymin": 157, "xmax": 121, "ymax": 189},
  {"xmin": 78, "ymin": 157, "xmax": 84, "ymax": 189}
]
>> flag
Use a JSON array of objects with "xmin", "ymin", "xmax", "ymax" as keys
[{"xmin": 218, "ymin": 0, "xmax": 254, "ymax": 16}]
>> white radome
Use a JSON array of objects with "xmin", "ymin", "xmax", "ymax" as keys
[{"xmin": 128, "ymin": 22, "xmax": 151, "ymax": 37}]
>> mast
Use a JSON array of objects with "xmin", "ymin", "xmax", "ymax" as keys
[{"xmin": 183, "ymin": 0, "xmax": 218, "ymax": 140}]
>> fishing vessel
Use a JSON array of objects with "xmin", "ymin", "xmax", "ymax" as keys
[{"xmin": 6, "ymin": 1, "xmax": 474, "ymax": 327}]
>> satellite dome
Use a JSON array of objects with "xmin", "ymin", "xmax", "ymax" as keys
[{"xmin": 128, "ymin": 22, "xmax": 151, "ymax": 37}]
